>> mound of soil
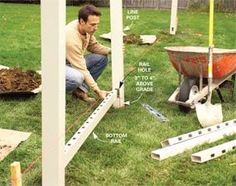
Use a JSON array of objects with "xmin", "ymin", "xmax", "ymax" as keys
[
  {"xmin": 124, "ymin": 34, "xmax": 142, "ymax": 44},
  {"xmin": 0, "ymin": 68, "xmax": 41, "ymax": 93}
]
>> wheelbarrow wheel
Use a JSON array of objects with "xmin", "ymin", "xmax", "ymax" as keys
[{"xmin": 177, "ymin": 77, "xmax": 198, "ymax": 113}]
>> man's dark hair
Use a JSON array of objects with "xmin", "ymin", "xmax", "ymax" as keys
[{"xmin": 78, "ymin": 5, "xmax": 102, "ymax": 23}]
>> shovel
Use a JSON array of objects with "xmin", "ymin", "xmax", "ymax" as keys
[{"xmin": 196, "ymin": 0, "xmax": 223, "ymax": 127}]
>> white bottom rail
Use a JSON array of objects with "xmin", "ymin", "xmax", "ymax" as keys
[
  {"xmin": 191, "ymin": 139, "xmax": 236, "ymax": 163},
  {"xmin": 64, "ymin": 90, "xmax": 117, "ymax": 167},
  {"xmin": 161, "ymin": 120, "xmax": 235, "ymax": 147},
  {"xmin": 152, "ymin": 120, "xmax": 236, "ymax": 161}
]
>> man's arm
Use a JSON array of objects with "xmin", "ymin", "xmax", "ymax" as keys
[
  {"xmin": 66, "ymin": 32, "xmax": 109, "ymax": 99},
  {"xmin": 87, "ymin": 35, "xmax": 111, "ymax": 55},
  {"xmin": 66, "ymin": 44, "xmax": 100, "ymax": 91}
]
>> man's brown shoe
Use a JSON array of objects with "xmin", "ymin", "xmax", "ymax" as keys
[{"xmin": 72, "ymin": 89, "xmax": 96, "ymax": 104}]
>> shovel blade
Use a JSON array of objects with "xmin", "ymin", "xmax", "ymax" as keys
[{"xmin": 196, "ymin": 103, "xmax": 223, "ymax": 128}]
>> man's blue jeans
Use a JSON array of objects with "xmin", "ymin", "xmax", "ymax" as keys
[{"xmin": 66, "ymin": 54, "xmax": 108, "ymax": 93}]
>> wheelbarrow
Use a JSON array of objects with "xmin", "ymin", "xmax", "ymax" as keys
[{"xmin": 165, "ymin": 46, "xmax": 236, "ymax": 112}]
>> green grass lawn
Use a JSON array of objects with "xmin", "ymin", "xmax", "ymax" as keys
[{"xmin": 0, "ymin": 3, "xmax": 236, "ymax": 186}]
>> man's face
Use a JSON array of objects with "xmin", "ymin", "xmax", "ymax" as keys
[{"xmin": 80, "ymin": 15, "xmax": 100, "ymax": 35}]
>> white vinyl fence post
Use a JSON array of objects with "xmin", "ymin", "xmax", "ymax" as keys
[
  {"xmin": 41, "ymin": 0, "xmax": 65, "ymax": 185},
  {"xmin": 170, "ymin": 0, "xmax": 178, "ymax": 35},
  {"xmin": 110, "ymin": 0, "xmax": 125, "ymax": 108}
]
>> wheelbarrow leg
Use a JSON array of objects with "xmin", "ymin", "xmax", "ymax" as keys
[
  {"xmin": 216, "ymin": 88, "xmax": 224, "ymax": 102},
  {"xmin": 232, "ymin": 74, "xmax": 236, "ymax": 102},
  {"xmin": 218, "ymin": 74, "xmax": 235, "ymax": 102},
  {"xmin": 199, "ymin": 64, "xmax": 203, "ymax": 91}
]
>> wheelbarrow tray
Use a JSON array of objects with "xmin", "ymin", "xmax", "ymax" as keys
[
  {"xmin": 165, "ymin": 47, "xmax": 236, "ymax": 110},
  {"xmin": 0, "ymin": 65, "xmax": 41, "ymax": 95},
  {"xmin": 165, "ymin": 46, "xmax": 236, "ymax": 79}
]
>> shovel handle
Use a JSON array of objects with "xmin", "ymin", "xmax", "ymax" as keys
[
  {"xmin": 208, "ymin": 47, "xmax": 213, "ymax": 101},
  {"xmin": 209, "ymin": 0, "xmax": 214, "ymax": 47},
  {"xmin": 208, "ymin": 0, "xmax": 214, "ymax": 101},
  {"xmin": 208, "ymin": 0, "xmax": 214, "ymax": 79}
]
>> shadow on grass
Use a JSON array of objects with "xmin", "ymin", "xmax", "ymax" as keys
[{"xmin": 0, "ymin": 93, "xmax": 38, "ymax": 101}]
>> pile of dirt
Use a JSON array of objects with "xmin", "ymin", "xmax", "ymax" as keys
[
  {"xmin": 124, "ymin": 34, "xmax": 142, "ymax": 44},
  {"xmin": 0, "ymin": 68, "xmax": 41, "ymax": 93}
]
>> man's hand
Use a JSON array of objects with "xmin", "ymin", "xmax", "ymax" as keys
[{"xmin": 95, "ymin": 89, "xmax": 108, "ymax": 99}]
